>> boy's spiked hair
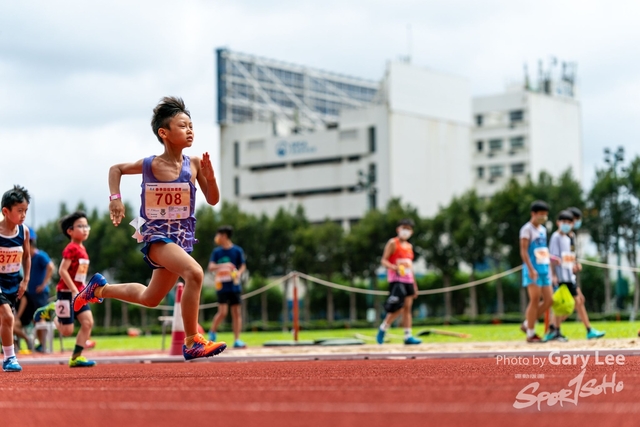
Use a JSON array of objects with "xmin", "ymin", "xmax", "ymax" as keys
[
  {"xmin": 60, "ymin": 211, "xmax": 87, "ymax": 239},
  {"xmin": 217, "ymin": 225, "xmax": 233, "ymax": 239},
  {"xmin": 151, "ymin": 96, "xmax": 191, "ymax": 143},
  {"xmin": 1, "ymin": 185, "xmax": 31, "ymax": 210}
]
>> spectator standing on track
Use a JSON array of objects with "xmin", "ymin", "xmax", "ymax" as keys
[
  {"xmin": 519, "ymin": 200, "xmax": 553, "ymax": 343},
  {"xmin": 566, "ymin": 206, "xmax": 605, "ymax": 340},
  {"xmin": 207, "ymin": 225, "xmax": 247, "ymax": 349},
  {"xmin": 377, "ymin": 218, "xmax": 421, "ymax": 345},
  {"xmin": 73, "ymin": 96, "xmax": 227, "ymax": 361},
  {"xmin": 14, "ymin": 227, "xmax": 55, "ymax": 352},
  {"xmin": 0, "ymin": 185, "xmax": 31, "ymax": 372}
]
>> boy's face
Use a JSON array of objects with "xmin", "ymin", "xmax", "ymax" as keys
[
  {"xmin": 1, "ymin": 202, "xmax": 29, "ymax": 226},
  {"xmin": 159, "ymin": 113, "xmax": 193, "ymax": 147},
  {"xmin": 557, "ymin": 219, "xmax": 573, "ymax": 233},
  {"xmin": 532, "ymin": 210, "xmax": 548, "ymax": 225},
  {"xmin": 214, "ymin": 232, "xmax": 228, "ymax": 246},
  {"xmin": 68, "ymin": 217, "xmax": 91, "ymax": 242}
]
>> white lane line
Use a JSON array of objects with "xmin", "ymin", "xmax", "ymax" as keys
[{"xmin": 0, "ymin": 401, "xmax": 638, "ymax": 414}]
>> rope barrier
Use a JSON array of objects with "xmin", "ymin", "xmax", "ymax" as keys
[
  {"xmin": 296, "ymin": 272, "xmax": 388, "ymax": 295},
  {"xmin": 578, "ymin": 258, "xmax": 640, "ymax": 273},
  {"xmin": 416, "ymin": 265, "xmax": 523, "ymax": 295},
  {"xmin": 98, "ymin": 258, "xmax": 637, "ymax": 312}
]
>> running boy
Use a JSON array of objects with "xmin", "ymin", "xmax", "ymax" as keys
[
  {"xmin": 40, "ymin": 212, "xmax": 97, "ymax": 367},
  {"xmin": 567, "ymin": 206, "xmax": 605, "ymax": 339},
  {"xmin": 74, "ymin": 96, "xmax": 227, "ymax": 360},
  {"xmin": 377, "ymin": 218, "xmax": 421, "ymax": 345},
  {"xmin": 208, "ymin": 225, "xmax": 247, "ymax": 349},
  {"xmin": 0, "ymin": 185, "xmax": 31, "ymax": 372},
  {"xmin": 545, "ymin": 210, "xmax": 578, "ymax": 342},
  {"xmin": 519, "ymin": 200, "xmax": 553, "ymax": 343}
]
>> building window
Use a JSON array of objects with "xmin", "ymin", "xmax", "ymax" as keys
[
  {"xmin": 511, "ymin": 163, "xmax": 525, "ymax": 175},
  {"xmin": 477, "ymin": 167, "xmax": 484, "ymax": 179},
  {"xmin": 489, "ymin": 165, "xmax": 504, "ymax": 177},
  {"xmin": 368, "ymin": 126, "xmax": 376, "ymax": 153},
  {"xmin": 247, "ymin": 139, "xmax": 265, "ymax": 150},
  {"xmin": 234, "ymin": 176, "xmax": 239, "ymax": 196},
  {"xmin": 368, "ymin": 190, "xmax": 377, "ymax": 210},
  {"xmin": 233, "ymin": 141, "xmax": 239, "ymax": 167},
  {"xmin": 476, "ymin": 140, "xmax": 483, "ymax": 152},
  {"xmin": 369, "ymin": 163, "xmax": 376, "ymax": 184},
  {"xmin": 510, "ymin": 110, "xmax": 524, "ymax": 123},
  {"xmin": 475, "ymin": 115, "xmax": 483, "ymax": 127},
  {"xmin": 489, "ymin": 139, "xmax": 502, "ymax": 151},
  {"xmin": 339, "ymin": 129, "xmax": 358, "ymax": 140},
  {"xmin": 510, "ymin": 136, "xmax": 524, "ymax": 150}
]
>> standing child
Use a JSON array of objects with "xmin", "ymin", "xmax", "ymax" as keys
[
  {"xmin": 545, "ymin": 210, "xmax": 578, "ymax": 341},
  {"xmin": 208, "ymin": 225, "xmax": 247, "ymax": 349},
  {"xmin": 74, "ymin": 96, "xmax": 227, "ymax": 360},
  {"xmin": 519, "ymin": 200, "xmax": 554, "ymax": 343},
  {"xmin": 0, "ymin": 185, "xmax": 31, "ymax": 372}
]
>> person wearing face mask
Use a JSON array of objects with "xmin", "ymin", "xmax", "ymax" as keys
[
  {"xmin": 566, "ymin": 207, "xmax": 605, "ymax": 340},
  {"xmin": 545, "ymin": 210, "xmax": 579, "ymax": 341},
  {"xmin": 377, "ymin": 219, "xmax": 421, "ymax": 345},
  {"xmin": 519, "ymin": 200, "xmax": 554, "ymax": 343}
]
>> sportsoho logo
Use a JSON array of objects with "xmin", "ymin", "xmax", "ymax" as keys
[{"xmin": 496, "ymin": 351, "xmax": 625, "ymax": 410}]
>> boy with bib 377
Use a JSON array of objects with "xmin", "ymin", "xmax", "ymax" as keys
[{"xmin": 73, "ymin": 96, "xmax": 227, "ymax": 360}]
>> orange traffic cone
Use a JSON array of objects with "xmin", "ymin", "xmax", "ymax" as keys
[{"xmin": 169, "ymin": 282, "xmax": 185, "ymax": 356}]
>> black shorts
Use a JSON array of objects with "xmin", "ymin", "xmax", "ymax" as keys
[
  {"xmin": 56, "ymin": 291, "xmax": 91, "ymax": 325},
  {"xmin": 19, "ymin": 293, "xmax": 38, "ymax": 326},
  {"xmin": 0, "ymin": 292, "xmax": 18, "ymax": 310},
  {"xmin": 216, "ymin": 291, "xmax": 241, "ymax": 306},
  {"xmin": 557, "ymin": 282, "xmax": 578, "ymax": 297},
  {"xmin": 389, "ymin": 282, "xmax": 415, "ymax": 297}
]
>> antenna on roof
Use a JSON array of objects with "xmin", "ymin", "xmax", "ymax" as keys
[{"xmin": 406, "ymin": 24, "xmax": 412, "ymax": 64}]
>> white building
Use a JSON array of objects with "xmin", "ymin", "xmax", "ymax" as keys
[
  {"xmin": 471, "ymin": 74, "xmax": 582, "ymax": 197},
  {"xmin": 218, "ymin": 49, "xmax": 471, "ymax": 225},
  {"xmin": 217, "ymin": 49, "xmax": 582, "ymax": 223}
]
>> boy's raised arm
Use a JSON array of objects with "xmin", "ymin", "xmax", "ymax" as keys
[
  {"xmin": 108, "ymin": 159, "xmax": 144, "ymax": 226},
  {"xmin": 194, "ymin": 153, "xmax": 220, "ymax": 206}
]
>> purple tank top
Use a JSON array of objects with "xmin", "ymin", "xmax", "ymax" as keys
[{"xmin": 139, "ymin": 155, "xmax": 197, "ymax": 252}]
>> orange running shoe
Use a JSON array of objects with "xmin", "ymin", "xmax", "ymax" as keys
[
  {"xmin": 85, "ymin": 340, "xmax": 96, "ymax": 349},
  {"xmin": 183, "ymin": 334, "xmax": 227, "ymax": 361}
]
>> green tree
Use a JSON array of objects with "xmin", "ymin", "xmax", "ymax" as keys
[{"xmin": 448, "ymin": 190, "xmax": 490, "ymax": 318}]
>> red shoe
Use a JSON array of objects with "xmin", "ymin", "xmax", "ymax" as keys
[
  {"xmin": 85, "ymin": 340, "xmax": 96, "ymax": 349},
  {"xmin": 526, "ymin": 334, "xmax": 544, "ymax": 343},
  {"xmin": 183, "ymin": 334, "xmax": 226, "ymax": 361}
]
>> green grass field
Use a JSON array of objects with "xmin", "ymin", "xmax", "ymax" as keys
[{"xmin": 55, "ymin": 321, "xmax": 640, "ymax": 351}]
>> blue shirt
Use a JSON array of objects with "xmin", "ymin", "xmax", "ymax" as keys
[
  {"xmin": 0, "ymin": 224, "xmax": 26, "ymax": 294},
  {"xmin": 210, "ymin": 245, "xmax": 245, "ymax": 292},
  {"xmin": 28, "ymin": 249, "xmax": 52, "ymax": 307},
  {"xmin": 519, "ymin": 222, "xmax": 550, "ymax": 275}
]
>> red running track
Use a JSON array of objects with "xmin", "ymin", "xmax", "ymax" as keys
[{"xmin": 1, "ymin": 355, "xmax": 639, "ymax": 427}]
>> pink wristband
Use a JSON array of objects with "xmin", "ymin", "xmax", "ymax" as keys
[{"xmin": 109, "ymin": 193, "xmax": 122, "ymax": 201}]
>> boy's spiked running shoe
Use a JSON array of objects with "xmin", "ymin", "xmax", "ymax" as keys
[
  {"xmin": 2, "ymin": 356, "xmax": 22, "ymax": 372},
  {"xmin": 183, "ymin": 334, "xmax": 227, "ymax": 361},
  {"xmin": 33, "ymin": 301, "xmax": 57, "ymax": 322},
  {"xmin": 73, "ymin": 273, "xmax": 107, "ymax": 312},
  {"xmin": 69, "ymin": 356, "xmax": 96, "ymax": 368}
]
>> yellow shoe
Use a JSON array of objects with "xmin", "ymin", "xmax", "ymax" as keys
[{"xmin": 69, "ymin": 356, "xmax": 96, "ymax": 367}]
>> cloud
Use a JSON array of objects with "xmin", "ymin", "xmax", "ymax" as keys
[{"xmin": 0, "ymin": 0, "xmax": 638, "ymax": 225}]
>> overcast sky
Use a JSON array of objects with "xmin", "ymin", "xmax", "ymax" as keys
[{"xmin": 1, "ymin": 0, "xmax": 638, "ymax": 227}]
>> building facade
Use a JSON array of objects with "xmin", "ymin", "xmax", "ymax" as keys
[
  {"xmin": 471, "ymin": 88, "xmax": 582, "ymax": 197},
  {"xmin": 217, "ymin": 49, "xmax": 581, "ymax": 223}
]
